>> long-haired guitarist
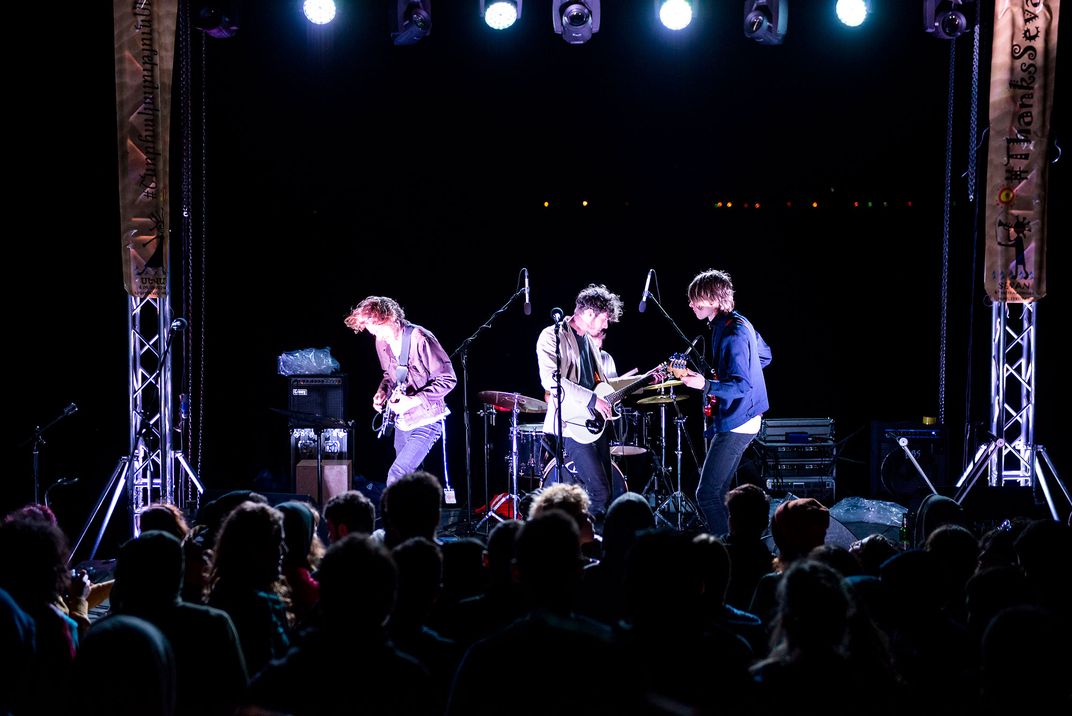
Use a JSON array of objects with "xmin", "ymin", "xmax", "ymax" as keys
[
  {"xmin": 676, "ymin": 270, "xmax": 772, "ymax": 535},
  {"xmin": 535, "ymin": 284, "xmax": 627, "ymax": 518},
  {"xmin": 345, "ymin": 296, "xmax": 456, "ymax": 486}
]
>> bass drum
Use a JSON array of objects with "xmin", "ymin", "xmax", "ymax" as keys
[{"xmin": 541, "ymin": 457, "xmax": 628, "ymax": 495}]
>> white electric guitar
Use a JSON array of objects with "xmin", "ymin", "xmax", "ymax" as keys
[{"xmin": 560, "ymin": 363, "xmax": 667, "ymax": 445}]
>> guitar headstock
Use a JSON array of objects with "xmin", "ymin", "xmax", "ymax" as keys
[{"xmin": 668, "ymin": 353, "xmax": 690, "ymax": 378}]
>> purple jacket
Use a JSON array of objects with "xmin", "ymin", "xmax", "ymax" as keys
[{"xmin": 375, "ymin": 322, "xmax": 456, "ymax": 430}]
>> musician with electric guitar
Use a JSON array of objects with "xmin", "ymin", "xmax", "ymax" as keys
[
  {"xmin": 670, "ymin": 269, "xmax": 771, "ymax": 535},
  {"xmin": 345, "ymin": 296, "xmax": 456, "ymax": 486},
  {"xmin": 536, "ymin": 284, "xmax": 664, "ymax": 517}
]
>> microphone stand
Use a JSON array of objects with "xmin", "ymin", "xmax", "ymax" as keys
[
  {"xmin": 552, "ymin": 311, "xmax": 566, "ymax": 482},
  {"xmin": 451, "ymin": 287, "xmax": 526, "ymax": 536},
  {"xmin": 18, "ymin": 404, "xmax": 79, "ymax": 505}
]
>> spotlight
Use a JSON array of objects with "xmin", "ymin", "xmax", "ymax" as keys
[
  {"xmin": 835, "ymin": 0, "xmax": 868, "ymax": 27},
  {"xmin": 303, "ymin": 0, "xmax": 337, "ymax": 25},
  {"xmin": 658, "ymin": 0, "xmax": 693, "ymax": 31},
  {"xmin": 744, "ymin": 0, "xmax": 787, "ymax": 45},
  {"xmin": 482, "ymin": 1, "xmax": 521, "ymax": 30},
  {"xmin": 393, "ymin": 0, "xmax": 432, "ymax": 46},
  {"xmin": 924, "ymin": 0, "xmax": 973, "ymax": 40},
  {"xmin": 553, "ymin": 1, "xmax": 600, "ymax": 45}
]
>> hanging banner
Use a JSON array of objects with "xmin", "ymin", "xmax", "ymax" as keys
[
  {"xmin": 984, "ymin": 0, "xmax": 1061, "ymax": 302},
  {"xmin": 114, "ymin": 0, "xmax": 177, "ymax": 298}
]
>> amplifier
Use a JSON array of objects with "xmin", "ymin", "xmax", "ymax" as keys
[
  {"xmin": 762, "ymin": 458, "xmax": 836, "ymax": 478},
  {"xmin": 755, "ymin": 439, "xmax": 836, "ymax": 461},
  {"xmin": 288, "ymin": 375, "xmax": 347, "ymax": 424},
  {"xmin": 765, "ymin": 477, "xmax": 836, "ymax": 505},
  {"xmin": 759, "ymin": 417, "xmax": 835, "ymax": 442}
]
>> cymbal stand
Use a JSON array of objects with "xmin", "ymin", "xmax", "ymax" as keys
[
  {"xmin": 476, "ymin": 398, "xmax": 522, "ymax": 531},
  {"xmin": 639, "ymin": 388, "xmax": 676, "ymax": 510},
  {"xmin": 655, "ymin": 384, "xmax": 702, "ymax": 530}
]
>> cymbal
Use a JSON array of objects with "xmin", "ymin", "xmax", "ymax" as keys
[
  {"xmin": 478, "ymin": 391, "xmax": 547, "ymax": 413},
  {"xmin": 642, "ymin": 379, "xmax": 684, "ymax": 391},
  {"xmin": 635, "ymin": 394, "xmax": 690, "ymax": 405}
]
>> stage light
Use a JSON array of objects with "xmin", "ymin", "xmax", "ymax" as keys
[
  {"xmin": 835, "ymin": 0, "xmax": 868, "ymax": 27},
  {"xmin": 924, "ymin": 0, "xmax": 973, "ymax": 40},
  {"xmin": 744, "ymin": 0, "xmax": 787, "ymax": 45},
  {"xmin": 393, "ymin": 0, "xmax": 432, "ymax": 45},
  {"xmin": 483, "ymin": 1, "xmax": 521, "ymax": 30},
  {"xmin": 658, "ymin": 0, "xmax": 693, "ymax": 31},
  {"xmin": 303, "ymin": 0, "xmax": 336, "ymax": 24},
  {"xmin": 553, "ymin": 1, "xmax": 600, "ymax": 45}
]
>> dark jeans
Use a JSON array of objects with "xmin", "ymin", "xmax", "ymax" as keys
[
  {"xmin": 554, "ymin": 434, "xmax": 624, "ymax": 516},
  {"xmin": 696, "ymin": 431, "xmax": 757, "ymax": 534},
  {"xmin": 388, "ymin": 421, "xmax": 443, "ymax": 485}
]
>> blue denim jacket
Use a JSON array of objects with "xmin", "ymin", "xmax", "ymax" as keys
[{"xmin": 704, "ymin": 311, "xmax": 772, "ymax": 432}]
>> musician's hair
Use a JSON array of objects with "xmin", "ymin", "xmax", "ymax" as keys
[
  {"xmin": 344, "ymin": 296, "xmax": 405, "ymax": 333},
  {"xmin": 574, "ymin": 284, "xmax": 623, "ymax": 323},
  {"xmin": 688, "ymin": 269, "xmax": 735, "ymax": 314}
]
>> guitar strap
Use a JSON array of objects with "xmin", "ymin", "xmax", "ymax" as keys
[{"xmin": 394, "ymin": 323, "xmax": 415, "ymax": 389}]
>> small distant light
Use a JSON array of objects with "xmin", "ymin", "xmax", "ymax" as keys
[
  {"xmin": 543, "ymin": 201, "xmax": 550, "ymax": 207},
  {"xmin": 716, "ymin": 201, "xmax": 724, "ymax": 208},
  {"xmin": 867, "ymin": 201, "xmax": 873, "ymax": 208},
  {"xmin": 906, "ymin": 200, "xmax": 913, "ymax": 208},
  {"xmin": 754, "ymin": 202, "xmax": 761, "ymax": 209},
  {"xmin": 811, "ymin": 201, "xmax": 819, "ymax": 208},
  {"xmin": 883, "ymin": 201, "xmax": 889, "ymax": 207},
  {"xmin": 727, "ymin": 201, "xmax": 733, "ymax": 208},
  {"xmin": 853, "ymin": 201, "xmax": 859, "ymax": 207},
  {"xmin": 581, "ymin": 200, "xmax": 589, "ymax": 207},
  {"xmin": 786, "ymin": 201, "xmax": 792, "ymax": 208},
  {"xmin": 303, "ymin": 0, "xmax": 337, "ymax": 25}
]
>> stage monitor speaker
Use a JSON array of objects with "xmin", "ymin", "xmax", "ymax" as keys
[
  {"xmin": 870, "ymin": 421, "xmax": 948, "ymax": 509},
  {"xmin": 288, "ymin": 375, "xmax": 348, "ymax": 424},
  {"xmin": 295, "ymin": 459, "xmax": 352, "ymax": 505}
]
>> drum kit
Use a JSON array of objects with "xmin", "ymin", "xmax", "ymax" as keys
[{"xmin": 474, "ymin": 376, "xmax": 699, "ymax": 529}]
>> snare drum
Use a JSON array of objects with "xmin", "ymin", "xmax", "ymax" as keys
[{"xmin": 609, "ymin": 408, "xmax": 650, "ymax": 457}]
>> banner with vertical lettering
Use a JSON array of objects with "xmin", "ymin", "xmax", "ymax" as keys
[
  {"xmin": 984, "ymin": 0, "xmax": 1060, "ymax": 302},
  {"xmin": 114, "ymin": 0, "xmax": 177, "ymax": 298}
]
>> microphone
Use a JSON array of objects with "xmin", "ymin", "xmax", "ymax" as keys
[
  {"xmin": 523, "ymin": 268, "xmax": 531, "ymax": 315},
  {"xmin": 550, "ymin": 307, "xmax": 564, "ymax": 324},
  {"xmin": 170, "ymin": 317, "xmax": 188, "ymax": 332},
  {"xmin": 638, "ymin": 269, "xmax": 654, "ymax": 313},
  {"xmin": 63, "ymin": 402, "xmax": 78, "ymax": 417}
]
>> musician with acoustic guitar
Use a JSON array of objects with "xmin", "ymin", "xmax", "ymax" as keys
[
  {"xmin": 345, "ymin": 296, "xmax": 456, "ymax": 486},
  {"xmin": 673, "ymin": 270, "xmax": 772, "ymax": 535}
]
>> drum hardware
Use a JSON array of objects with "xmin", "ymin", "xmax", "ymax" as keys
[
  {"xmin": 476, "ymin": 391, "xmax": 544, "ymax": 531},
  {"xmin": 635, "ymin": 380, "xmax": 702, "ymax": 530}
]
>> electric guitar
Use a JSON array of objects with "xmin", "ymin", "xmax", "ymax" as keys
[
  {"xmin": 669, "ymin": 353, "xmax": 718, "ymax": 417},
  {"xmin": 560, "ymin": 363, "xmax": 667, "ymax": 444},
  {"xmin": 374, "ymin": 384, "xmax": 407, "ymax": 439}
]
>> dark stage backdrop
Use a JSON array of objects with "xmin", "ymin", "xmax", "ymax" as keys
[{"xmin": 6, "ymin": 3, "xmax": 1067, "ymax": 543}]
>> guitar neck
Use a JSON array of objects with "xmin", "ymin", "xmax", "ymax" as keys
[{"xmin": 606, "ymin": 369, "xmax": 655, "ymax": 404}]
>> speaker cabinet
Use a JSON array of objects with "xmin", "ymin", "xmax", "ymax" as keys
[
  {"xmin": 295, "ymin": 459, "xmax": 352, "ymax": 505},
  {"xmin": 870, "ymin": 421, "xmax": 948, "ymax": 509},
  {"xmin": 288, "ymin": 375, "xmax": 348, "ymax": 424}
]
